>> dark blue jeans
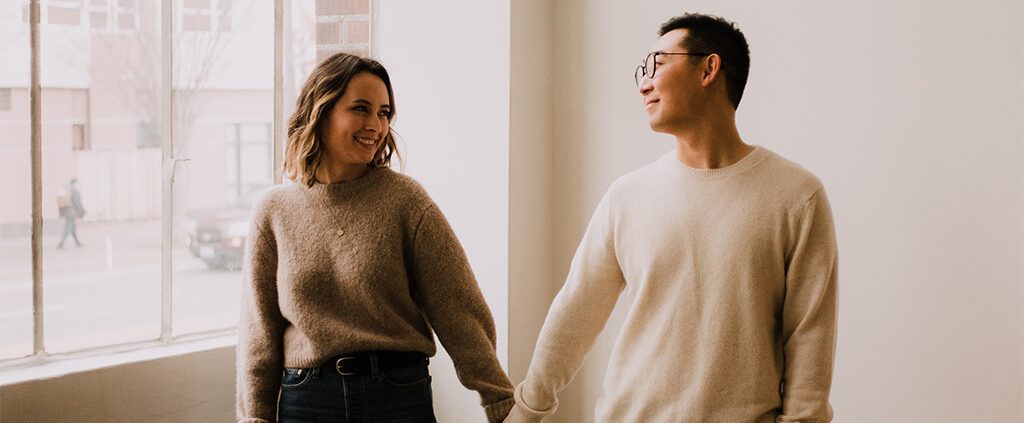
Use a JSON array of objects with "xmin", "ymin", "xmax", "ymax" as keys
[{"xmin": 278, "ymin": 358, "xmax": 436, "ymax": 422}]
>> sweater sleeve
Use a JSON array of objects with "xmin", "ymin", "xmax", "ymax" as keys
[
  {"xmin": 409, "ymin": 203, "xmax": 515, "ymax": 423},
  {"xmin": 777, "ymin": 188, "xmax": 839, "ymax": 423},
  {"xmin": 506, "ymin": 192, "xmax": 626, "ymax": 423},
  {"xmin": 236, "ymin": 202, "xmax": 286, "ymax": 423}
]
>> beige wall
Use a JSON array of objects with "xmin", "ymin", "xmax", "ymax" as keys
[
  {"xmin": 509, "ymin": 0, "xmax": 556, "ymax": 385},
  {"xmin": 0, "ymin": 346, "xmax": 236, "ymax": 422},
  {"xmin": 507, "ymin": 0, "xmax": 1024, "ymax": 422}
]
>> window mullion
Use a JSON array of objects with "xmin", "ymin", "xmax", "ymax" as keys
[
  {"xmin": 273, "ymin": 0, "xmax": 284, "ymax": 184},
  {"xmin": 160, "ymin": 0, "xmax": 174, "ymax": 343},
  {"xmin": 29, "ymin": 0, "xmax": 44, "ymax": 357}
]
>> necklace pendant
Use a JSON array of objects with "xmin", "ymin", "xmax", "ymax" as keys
[{"xmin": 335, "ymin": 228, "xmax": 345, "ymax": 236}]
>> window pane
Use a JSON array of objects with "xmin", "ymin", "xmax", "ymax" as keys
[
  {"xmin": 288, "ymin": 0, "xmax": 372, "ymax": 122},
  {"xmin": 0, "ymin": 0, "xmax": 33, "ymax": 359},
  {"xmin": 285, "ymin": 0, "xmax": 317, "ymax": 126},
  {"xmin": 224, "ymin": 125, "xmax": 239, "ymax": 204},
  {"xmin": 172, "ymin": 0, "xmax": 272, "ymax": 336},
  {"xmin": 239, "ymin": 129, "xmax": 270, "ymax": 185},
  {"xmin": 41, "ymin": 1, "xmax": 164, "ymax": 353}
]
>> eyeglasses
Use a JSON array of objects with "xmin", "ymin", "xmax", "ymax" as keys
[{"xmin": 634, "ymin": 51, "xmax": 711, "ymax": 86}]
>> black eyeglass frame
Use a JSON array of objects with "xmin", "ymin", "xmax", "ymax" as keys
[{"xmin": 634, "ymin": 51, "xmax": 712, "ymax": 86}]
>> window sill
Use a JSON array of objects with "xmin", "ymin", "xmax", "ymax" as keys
[{"xmin": 0, "ymin": 331, "xmax": 237, "ymax": 386}]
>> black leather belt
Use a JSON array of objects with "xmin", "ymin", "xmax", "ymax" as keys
[{"xmin": 324, "ymin": 351, "xmax": 428, "ymax": 376}]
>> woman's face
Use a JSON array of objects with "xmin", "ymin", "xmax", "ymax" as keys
[{"xmin": 322, "ymin": 72, "xmax": 392, "ymax": 173}]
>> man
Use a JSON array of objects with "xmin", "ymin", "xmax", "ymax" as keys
[
  {"xmin": 57, "ymin": 178, "xmax": 85, "ymax": 249},
  {"xmin": 506, "ymin": 13, "xmax": 838, "ymax": 422}
]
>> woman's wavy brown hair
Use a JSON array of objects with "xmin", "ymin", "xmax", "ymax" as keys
[{"xmin": 283, "ymin": 52, "xmax": 398, "ymax": 186}]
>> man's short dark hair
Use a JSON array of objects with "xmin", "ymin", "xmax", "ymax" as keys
[{"xmin": 659, "ymin": 13, "xmax": 750, "ymax": 109}]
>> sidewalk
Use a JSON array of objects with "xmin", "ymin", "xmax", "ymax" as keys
[{"xmin": 0, "ymin": 220, "xmax": 242, "ymax": 359}]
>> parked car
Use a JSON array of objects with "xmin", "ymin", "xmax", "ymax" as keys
[{"xmin": 182, "ymin": 187, "xmax": 267, "ymax": 271}]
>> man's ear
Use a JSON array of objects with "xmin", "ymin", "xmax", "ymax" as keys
[{"xmin": 701, "ymin": 54, "xmax": 722, "ymax": 87}]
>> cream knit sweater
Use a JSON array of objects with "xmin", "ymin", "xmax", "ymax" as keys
[
  {"xmin": 508, "ymin": 146, "xmax": 838, "ymax": 422},
  {"xmin": 236, "ymin": 167, "xmax": 514, "ymax": 422}
]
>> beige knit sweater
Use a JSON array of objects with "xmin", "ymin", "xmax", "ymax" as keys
[
  {"xmin": 507, "ymin": 146, "xmax": 838, "ymax": 422},
  {"xmin": 236, "ymin": 167, "xmax": 514, "ymax": 423}
]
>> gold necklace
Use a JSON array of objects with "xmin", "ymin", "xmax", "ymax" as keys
[{"xmin": 307, "ymin": 167, "xmax": 379, "ymax": 237}]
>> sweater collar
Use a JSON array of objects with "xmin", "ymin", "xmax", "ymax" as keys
[
  {"xmin": 306, "ymin": 166, "xmax": 389, "ymax": 197},
  {"xmin": 659, "ymin": 145, "xmax": 770, "ymax": 180}
]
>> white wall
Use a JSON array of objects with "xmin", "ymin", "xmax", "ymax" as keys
[
  {"xmin": 374, "ymin": 1, "xmax": 511, "ymax": 421},
  {"xmin": 514, "ymin": 0, "xmax": 1024, "ymax": 422},
  {"xmin": 509, "ymin": 0, "xmax": 556, "ymax": 385}
]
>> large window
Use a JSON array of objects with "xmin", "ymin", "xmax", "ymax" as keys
[
  {"xmin": 0, "ymin": 0, "xmax": 371, "ymax": 364},
  {"xmin": 224, "ymin": 123, "xmax": 272, "ymax": 206},
  {"xmin": 170, "ymin": 0, "xmax": 272, "ymax": 336}
]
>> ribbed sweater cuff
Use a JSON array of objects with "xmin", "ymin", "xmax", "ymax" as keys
[
  {"xmin": 484, "ymin": 397, "xmax": 516, "ymax": 422},
  {"xmin": 505, "ymin": 382, "xmax": 557, "ymax": 422}
]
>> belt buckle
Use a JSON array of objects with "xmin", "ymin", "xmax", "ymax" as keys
[{"xmin": 335, "ymin": 356, "xmax": 359, "ymax": 376}]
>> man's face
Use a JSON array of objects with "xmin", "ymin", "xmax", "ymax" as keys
[{"xmin": 637, "ymin": 29, "xmax": 705, "ymax": 134}]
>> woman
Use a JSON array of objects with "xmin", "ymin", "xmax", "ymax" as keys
[{"xmin": 236, "ymin": 52, "xmax": 514, "ymax": 423}]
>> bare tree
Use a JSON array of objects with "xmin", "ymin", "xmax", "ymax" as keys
[{"xmin": 86, "ymin": 1, "xmax": 250, "ymax": 158}]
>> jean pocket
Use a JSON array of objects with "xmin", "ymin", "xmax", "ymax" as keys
[
  {"xmin": 381, "ymin": 364, "xmax": 431, "ymax": 387},
  {"xmin": 281, "ymin": 367, "xmax": 314, "ymax": 388}
]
